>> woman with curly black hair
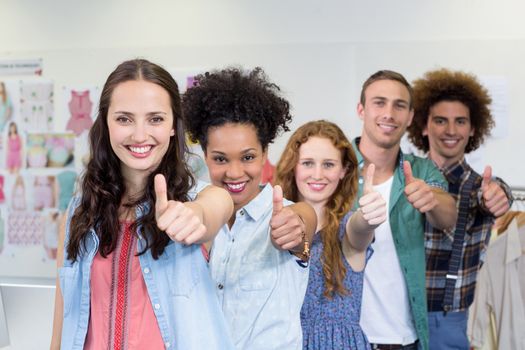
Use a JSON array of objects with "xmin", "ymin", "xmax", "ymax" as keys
[
  {"xmin": 50, "ymin": 59, "xmax": 235, "ymax": 350},
  {"xmin": 183, "ymin": 67, "xmax": 317, "ymax": 350}
]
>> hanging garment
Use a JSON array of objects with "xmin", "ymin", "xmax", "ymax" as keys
[{"xmin": 468, "ymin": 216, "xmax": 525, "ymax": 349}]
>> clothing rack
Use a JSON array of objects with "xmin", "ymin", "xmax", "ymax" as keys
[{"xmin": 510, "ymin": 186, "xmax": 525, "ymax": 211}]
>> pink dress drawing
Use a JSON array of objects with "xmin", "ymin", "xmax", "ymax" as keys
[
  {"xmin": 33, "ymin": 176, "xmax": 54, "ymax": 210},
  {"xmin": 7, "ymin": 134, "xmax": 22, "ymax": 171},
  {"xmin": 66, "ymin": 90, "xmax": 93, "ymax": 135},
  {"xmin": 0, "ymin": 175, "xmax": 5, "ymax": 203},
  {"xmin": 11, "ymin": 181, "xmax": 26, "ymax": 211}
]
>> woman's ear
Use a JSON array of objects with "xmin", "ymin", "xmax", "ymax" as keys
[{"xmin": 339, "ymin": 166, "xmax": 347, "ymax": 180}]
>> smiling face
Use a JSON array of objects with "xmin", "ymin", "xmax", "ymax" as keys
[
  {"xmin": 294, "ymin": 136, "xmax": 346, "ymax": 209},
  {"xmin": 107, "ymin": 80, "xmax": 175, "ymax": 183},
  {"xmin": 358, "ymin": 79, "xmax": 414, "ymax": 150},
  {"xmin": 424, "ymin": 100, "xmax": 473, "ymax": 168},
  {"xmin": 205, "ymin": 123, "xmax": 267, "ymax": 212}
]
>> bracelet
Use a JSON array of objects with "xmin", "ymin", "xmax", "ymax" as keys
[{"xmin": 297, "ymin": 215, "xmax": 310, "ymax": 261}]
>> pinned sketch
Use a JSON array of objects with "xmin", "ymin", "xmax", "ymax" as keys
[
  {"xmin": 0, "ymin": 81, "xmax": 14, "ymax": 133},
  {"xmin": 19, "ymin": 79, "xmax": 54, "ymax": 132},
  {"xmin": 479, "ymin": 76, "xmax": 509, "ymax": 139},
  {"xmin": 26, "ymin": 133, "xmax": 75, "ymax": 168},
  {"xmin": 169, "ymin": 68, "xmax": 208, "ymax": 93},
  {"xmin": 61, "ymin": 86, "xmax": 100, "ymax": 136},
  {"xmin": 0, "ymin": 58, "xmax": 42, "ymax": 76},
  {"xmin": 5, "ymin": 121, "xmax": 23, "ymax": 174}
]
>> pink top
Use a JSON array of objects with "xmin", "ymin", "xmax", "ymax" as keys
[
  {"xmin": 7, "ymin": 135, "xmax": 22, "ymax": 169},
  {"xmin": 84, "ymin": 222, "xmax": 165, "ymax": 350}
]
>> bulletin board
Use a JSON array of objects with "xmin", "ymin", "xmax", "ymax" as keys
[{"xmin": 0, "ymin": 69, "xmax": 97, "ymax": 278}]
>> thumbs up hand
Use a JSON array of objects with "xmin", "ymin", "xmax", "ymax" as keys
[
  {"xmin": 358, "ymin": 164, "xmax": 387, "ymax": 227},
  {"xmin": 403, "ymin": 161, "xmax": 438, "ymax": 213},
  {"xmin": 480, "ymin": 166, "xmax": 510, "ymax": 217},
  {"xmin": 272, "ymin": 184, "xmax": 284, "ymax": 217},
  {"xmin": 155, "ymin": 174, "xmax": 206, "ymax": 244},
  {"xmin": 270, "ymin": 185, "xmax": 305, "ymax": 251}
]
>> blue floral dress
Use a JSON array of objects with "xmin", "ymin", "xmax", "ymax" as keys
[{"xmin": 300, "ymin": 212, "xmax": 372, "ymax": 350}]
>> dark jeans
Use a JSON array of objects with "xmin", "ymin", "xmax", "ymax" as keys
[{"xmin": 428, "ymin": 310, "xmax": 469, "ymax": 350}]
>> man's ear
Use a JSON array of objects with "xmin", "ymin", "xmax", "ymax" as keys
[
  {"xmin": 357, "ymin": 103, "xmax": 365, "ymax": 121},
  {"xmin": 407, "ymin": 108, "xmax": 415, "ymax": 127}
]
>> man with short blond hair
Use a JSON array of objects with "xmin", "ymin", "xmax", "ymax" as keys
[{"xmin": 354, "ymin": 70, "xmax": 457, "ymax": 350}]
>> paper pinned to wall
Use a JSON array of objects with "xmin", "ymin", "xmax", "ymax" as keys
[
  {"xmin": 480, "ymin": 76, "xmax": 509, "ymax": 139},
  {"xmin": 168, "ymin": 67, "xmax": 208, "ymax": 93},
  {"xmin": 0, "ymin": 58, "xmax": 42, "ymax": 77}
]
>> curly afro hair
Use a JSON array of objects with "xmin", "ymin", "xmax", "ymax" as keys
[
  {"xmin": 408, "ymin": 68, "xmax": 494, "ymax": 153},
  {"xmin": 182, "ymin": 66, "xmax": 292, "ymax": 151}
]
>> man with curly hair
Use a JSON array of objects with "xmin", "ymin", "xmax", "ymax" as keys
[
  {"xmin": 407, "ymin": 68, "xmax": 513, "ymax": 350},
  {"xmin": 354, "ymin": 70, "xmax": 457, "ymax": 350}
]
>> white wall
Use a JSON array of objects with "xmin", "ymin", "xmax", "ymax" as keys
[
  {"xmin": 1, "ymin": 0, "xmax": 523, "ymax": 185},
  {"xmin": 3, "ymin": 0, "xmax": 525, "ymax": 48}
]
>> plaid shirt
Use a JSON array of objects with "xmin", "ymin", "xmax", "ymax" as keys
[{"xmin": 425, "ymin": 159, "xmax": 512, "ymax": 312}]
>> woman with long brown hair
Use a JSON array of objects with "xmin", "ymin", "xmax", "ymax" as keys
[{"xmin": 50, "ymin": 59, "xmax": 234, "ymax": 350}]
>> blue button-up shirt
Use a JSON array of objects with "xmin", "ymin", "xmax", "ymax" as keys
[
  {"xmin": 210, "ymin": 184, "xmax": 309, "ymax": 350},
  {"xmin": 59, "ymin": 182, "xmax": 234, "ymax": 350}
]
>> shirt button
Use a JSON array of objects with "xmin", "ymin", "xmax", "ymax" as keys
[
  {"xmin": 143, "ymin": 267, "xmax": 150, "ymax": 274},
  {"xmin": 165, "ymin": 342, "xmax": 171, "ymax": 348},
  {"xmin": 154, "ymin": 303, "xmax": 160, "ymax": 310},
  {"xmin": 239, "ymin": 209, "xmax": 245, "ymax": 216},
  {"xmin": 217, "ymin": 283, "xmax": 224, "ymax": 290},
  {"xmin": 358, "ymin": 178, "xmax": 364, "ymax": 184}
]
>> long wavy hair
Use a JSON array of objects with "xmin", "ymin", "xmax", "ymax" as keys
[
  {"xmin": 275, "ymin": 120, "xmax": 358, "ymax": 298},
  {"xmin": 67, "ymin": 59, "xmax": 194, "ymax": 261}
]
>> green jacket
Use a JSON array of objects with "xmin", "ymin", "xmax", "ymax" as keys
[{"xmin": 353, "ymin": 138, "xmax": 447, "ymax": 350}]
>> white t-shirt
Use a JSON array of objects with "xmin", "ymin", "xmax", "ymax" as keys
[{"xmin": 360, "ymin": 176, "xmax": 418, "ymax": 345}]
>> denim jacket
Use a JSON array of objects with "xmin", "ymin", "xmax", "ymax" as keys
[{"xmin": 59, "ymin": 196, "xmax": 234, "ymax": 350}]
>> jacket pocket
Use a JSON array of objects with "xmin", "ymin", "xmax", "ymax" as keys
[
  {"xmin": 164, "ymin": 243, "xmax": 201, "ymax": 298},
  {"xmin": 58, "ymin": 265, "xmax": 78, "ymax": 317}
]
